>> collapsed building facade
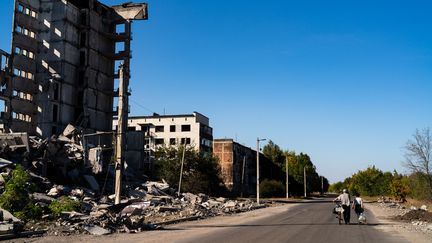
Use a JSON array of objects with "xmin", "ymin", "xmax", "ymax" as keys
[{"xmin": 0, "ymin": 0, "xmax": 147, "ymax": 138}]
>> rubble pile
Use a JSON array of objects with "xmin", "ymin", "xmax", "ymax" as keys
[
  {"xmin": 372, "ymin": 201, "xmax": 432, "ymax": 235},
  {"xmin": 0, "ymin": 125, "xmax": 262, "ymax": 238},
  {"xmin": 30, "ymin": 181, "xmax": 259, "ymax": 236}
]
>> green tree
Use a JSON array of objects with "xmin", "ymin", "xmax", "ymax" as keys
[
  {"xmin": 263, "ymin": 140, "xmax": 285, "ymax": 167},
  {"xmin": 390, "ymin": 172, "xmax": 410, "ymax": 201},
  {"xmin": 154, "ymin": 145, "xmax": 224, "ymax": 195}
]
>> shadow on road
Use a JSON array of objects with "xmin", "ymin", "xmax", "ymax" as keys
[{"xmin": 160, "ymin": 222, "xmax": 391, "ymax": 231}]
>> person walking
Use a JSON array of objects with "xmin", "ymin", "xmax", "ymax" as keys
[
  {"xmin": 352, "ymin": 193, "xmax": 364, "ymax": 223},
  {"xmin": 333, "ymin": 189, "xmax": 351, "ymax": 224}
]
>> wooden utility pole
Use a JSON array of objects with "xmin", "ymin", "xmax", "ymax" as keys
[
  {"xmin": 178, "ymin": 143, "xmax": 186, "ymax": 197},
  {"xmin": 241, "ymin": 156, "xmax": 246, "ymax": 197},
  {"xmin": 286, "ymin": 156, "xmax": 289, "ymax": 198},
  {"xmin": 304, "ymin": 166, "xmax": 307, "ymax": 198},
  {"xmin": 114, "ymin": 21, "xmax": 132, "ymax": 205}
]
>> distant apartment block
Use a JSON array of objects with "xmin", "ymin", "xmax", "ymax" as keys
[
  {"xmin": 0, "ymin": 0, "xmax": 147, "ymax": 137},
  {"xmin": 113, "ymin": 112, "xmax": 213, "ymax": 169}
]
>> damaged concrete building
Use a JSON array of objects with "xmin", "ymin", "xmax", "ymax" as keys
[
  {"xmin": 213, "ymin": 139, "xmax": 283, "ymax": 197},
  {"xmin": 0, "ymin": 0, "xmax": 147, "ymax": 138}
]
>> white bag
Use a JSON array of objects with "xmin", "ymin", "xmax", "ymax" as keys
[{"xmin": 358, "ymin": 213, "xmax": 366, "ymax": 223}]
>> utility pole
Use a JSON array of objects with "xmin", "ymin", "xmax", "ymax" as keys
[
  {"xmin": 114, "ymin": 21, "xmax": 132, "ymax": 205},
  {"xmin": 115, "ymin": 63, "xmax": 128, "ymax": 204},
  {"xmin": 256, "ymin": 139, "xmax": 260, "ymax": 205},
  {"xmin": 178, "ymin": 143, "xmax": 186, "ymax": 196},
  {"xmin": 256, "ymin": 138, "xmax": 266, "ymax": 205},
  {"xmin": 304, "ymin": 166, "xmax": 307, "ymax": 198},
  {"xmin": 241, "ymin": 156, "xmax": 246, "ymax": 198},
  {"xmin": 321, "ymin": 176, "xmax": 324, "ymax": 195},
  {"xmin": 286, "ymin": 156, "xmax": 289, "ymax": 198}
]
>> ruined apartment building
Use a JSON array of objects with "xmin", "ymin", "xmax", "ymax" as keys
[
  {"xmin": 213, "ymin": 139, "xmax": 257, "ymax": 197},
  {"xmin": 213, "ymin": 139, "xmax": 283, "ymax": 197},
  {"xmin": 0, "ymin": 0, "xmax": 147, "ymax": 137}
]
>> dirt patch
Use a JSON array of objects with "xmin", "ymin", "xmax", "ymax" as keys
[{"xmin": 395, "ymin": 210, "xmax": 432, "ymax": 223}]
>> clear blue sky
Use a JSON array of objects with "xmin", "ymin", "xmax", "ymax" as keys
[{"xmin": 1, "ymin": 0, "xmax": 431, "ymax": 183}]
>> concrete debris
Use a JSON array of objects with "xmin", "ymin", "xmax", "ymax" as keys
[
  {"xmin": 83, "ymin": 224, "xmax": 111, "ymax": 235},
  {"xmin": 0, "ymin": 124, "xmax": 265, "ymax": 238}
]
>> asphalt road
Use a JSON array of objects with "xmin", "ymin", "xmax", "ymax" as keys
[{"xmin": 170, "ymin": 199, "xmax": 408, "ymax": 243}]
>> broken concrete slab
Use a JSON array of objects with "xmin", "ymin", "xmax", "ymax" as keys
[
  {"xmin": 0, "ymin": 208, "xmax": 20, "ymax": 223},
  {"xmin": 32, "ymin": 193, "xmax": 55, "ymax": 204},
  {"xmin": 83, "ymin": 224, "xmax": 111, "ymax": 235}
]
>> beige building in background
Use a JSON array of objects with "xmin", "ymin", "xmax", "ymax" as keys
[{"xmin": 113, "ymin": 111, "xmax": 213, "ymax": 170}]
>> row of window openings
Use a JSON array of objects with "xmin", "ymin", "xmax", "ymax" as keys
[
  {"xmin": 17, "ymin": 4, "xmax": 37, "ymax": 19},
  {"xmin": 155, "ymin": 138, "xmax": 191, "ymax": 145},
  {"xmin": 155, "ymin": 125, "xmax": 191, "ymax": 133},
  {"xmin": 15, "ymin": 25, "xmax": 36, "ymax": 39},
  {"xmin": 13, "ymin": 90, "xmax": 33, "ymax": 101},
  {"xmin": 15, "ymin": 46, "xmax": 35, "ymax": 60},
  {"xmin": 13, "ymin": 68, "xmax": 34, "ymax": 80},
  {"xmin": 12, "ymin": 112, "xmax": 32, "ymax": 122}
]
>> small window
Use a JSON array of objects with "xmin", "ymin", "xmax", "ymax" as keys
[
  {"xmin": 170, "ymin": 125, "xmax": 176, "ymax": 132},
  {"xmin": 28, "ymin": 51, "xmax": 34, "ymax": 59},
  {"xmin": 181, "ymin": 138, "xmax": 191, "ymax": 145},
  {"xmin": 169, "ymin": 138, "xmax": 176, "ymax": 145},
  {"xmin": 22, "ymin": 49, "xmax": 27, "ymax": 56},
  {"xmin": 155, "ymin": 138, "xmax": 164, "ymax": 145},
  {"xmin": 25, "ymin": 8, "xmax": 30, "ymax": 15},
  {"xmin": 52, "ymin": 104, "xmax": 58, "ymax": 122},
  {"xmin": 30, "ymin": 31, "xmax": 35, "ymax": 38},
  {"xmin": 27, "ymin": 72, "xmax": 33, "ymax": 80},
  {"xmin": 181, "ymin": 125, "xmax": 191, "ymax": 132},
  {"xmin": 14, "ymin": 47, "xmax": 21, "ymax": 55},
  {"xmin": 155, "ymin": 126, "xmax": 164, "ymax": 132},
  {"xmin": 18, "ymin": 4, "xmax": 24, "ymax": 12},
  {"xmin": 31, "ymin": 10, "xmax": 37, "ymax": 18},
  {"xmin": 53, "ymin": 83, "xmax": 59, "ymax": 100}
]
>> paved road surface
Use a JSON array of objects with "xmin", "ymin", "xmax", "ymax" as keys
[
  {"xmin": 168, "ymin": 199, "xmax": 407, "ymax": 243},
  {"xmin": 31, "ymin": 198, "xmax": 412, "ymax": 243}
]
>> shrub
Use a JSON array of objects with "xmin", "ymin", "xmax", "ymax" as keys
[
  {"xmin": 260, "ymin": 179, "xmax": 285, "ymax": 198},
  {"xmin": 49, "ymin": 196, "xmax": 81, "ymax": 218},
  {"xmin": 0, "ymin": 165, "xmax": 42, "ymax": 220}
]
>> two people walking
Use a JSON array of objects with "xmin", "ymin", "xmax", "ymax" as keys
[{"xmin": 333, "ymin": 189, "xmax": 364, "ymax": 224}]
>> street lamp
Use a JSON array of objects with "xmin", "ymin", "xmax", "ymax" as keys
[{"xmin": 256, "ymin": 137, "xmax": 266, "ymax": 205}]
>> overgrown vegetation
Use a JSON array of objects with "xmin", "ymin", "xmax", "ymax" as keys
[
  {"xmin": 0, "ymin": 165, "xmax": 42, "ymax": 221},
  {"xmin": 260, "ymin": 179, "xmax": 284, "ymax": 198},
  {"xmin": 329, "ymin": 127, "xmax": 432, "ymax": 202},
  {"xmin": 262, "ymin": 140, "xmax": 329, "ymax": 196},
  {"xmin": 154, "ymin": 145, "xmax": 225, "ymax": 195},
  {"xmin": 49, "ymin": 196, "xmax": 81, "ymax": 218}
]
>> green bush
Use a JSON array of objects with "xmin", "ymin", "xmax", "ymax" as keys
[
  {"xmin": 260, "ymin": 179, "xmax": 285, "ymax": 198},
  {"xmin": 49, "ymin": 196, "xmax": 81, "ymax": 218},
  {"xmin": 0, "ymin": 165, "xmax": 42, "ymax": 221}
]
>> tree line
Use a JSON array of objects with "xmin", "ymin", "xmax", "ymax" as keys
[
  {"xmin": 329, "ymin": 128, "xmax": 432, "ymax": 201},
  {"xmin": 152, "ymin": 139, "xmax": 329, "ymax": 198},
  {"xmin": 261, "ymin": 140, "xmax": 329, "ymax": 197}
]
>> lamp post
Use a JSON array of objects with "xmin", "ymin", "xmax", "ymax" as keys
[
  {"xmin": 256, "ymin": 137, "xmax": 266, "ymax": 205},
  {"xmin": 286, "ymin": 156, "xmax": 289, "ymax": 198},
  {"xmin": 304, "ymin": 166, "xmax": 307, "ymax": 198}
]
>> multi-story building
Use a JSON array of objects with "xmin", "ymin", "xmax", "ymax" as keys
[
  {"xmin": 213, "ymin": 139, "xmax": 283, "ymax": 197},
  {"xmin": 0, "ymin": 0, "xmax": 147, "ymax": 138},
  {"xmin": 113, "ymin": 112, "xmax": 213, "ymax": 171}
]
